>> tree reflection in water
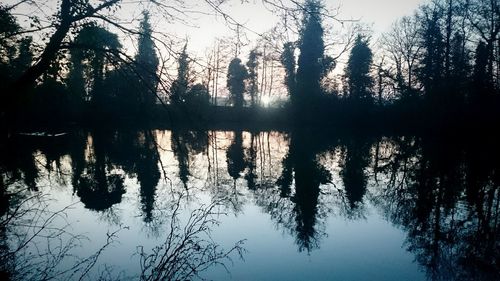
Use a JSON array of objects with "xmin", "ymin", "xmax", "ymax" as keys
[
  {"xmin": 171, "ymin": 129, "xmax": 209, "ymax": 190},
  {"xmin": 340, "ymin": 137, "xmax": 371, "ymax": 210},
  {"xmin": 0, "ymin": 130, "xmax": 244, "ymax": 280},
  {"xmin": 278, "ymin": 129, "xmax": 332, "ymax": 252},
  {"xmin": 0, "ymin": 129, "xmax": 498, "ymax": 280},
  {"xmin": 372, "ymin": 135, "xmax": 500, "ymax": 280},
  {"xmin": 226, "ymin": 131, "xmax": 245, "ymax": 183}
]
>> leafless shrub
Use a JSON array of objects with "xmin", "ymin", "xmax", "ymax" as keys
[
  {"xmin": 137, "ymin": 194, "xmax": 246, "ymax": 281},
  {"xmin": 0, "ymin": 191, "xmax": 122, "ymax": 281}
]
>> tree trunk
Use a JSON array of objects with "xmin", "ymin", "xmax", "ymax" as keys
[{"xmin": 4, "ymin": 0, "xmax": 72, "ymax": 113}]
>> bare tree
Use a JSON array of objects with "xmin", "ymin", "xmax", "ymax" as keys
[
  {"xmin": 0, "ymin": 191, "xmax": 122, "ymax": 281},
  {"xmin": 381, "ymin": 16, "xmax": 423, "ymax": 100},
  {"xmin": 137, "ymin": 194, "xmax": 246, "ymax": 281},
  {"xmin": 1, "ymin": 187, "xmax": 245, "ymax": 280}
]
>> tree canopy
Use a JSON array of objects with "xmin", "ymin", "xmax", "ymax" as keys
[
  {"xmin": 345, "ymin": 35, "xmax": 374, "ymax": 104},
  {"xmin": 227, "ymin": 58, "xmax": 248, "ymax": 108}
]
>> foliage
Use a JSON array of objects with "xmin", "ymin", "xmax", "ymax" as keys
[
  {"xmin": 0, "ymin": 5, "xmax": 20, "ymax": 61},
  {"xmin": 246, "ymin": 49, "xmax": 260, "ymax": 107},
  {"xmin": 170, "ymin": 44, "xmax": 190, "ymax": 105},
  {"xmin": 281, "ymin": 42, "xmax": 297, "ymax": 101},
  {"xmin": 135, "ymin": 11, "xmax": 159, "ymax": 107},
  {"xmin": 227, "ymin": 58, "xmax": 248, "ymax": 108},
  {"xmin": 296, "ymin": 0, "xmax": 325, "ymax": 98},
  {"xmin": 185, "ymin": 83, "xmax": 210, "ymax": 109},
  {"xmin": 418, "ymin": 8, "xmax": 444, "ymax": 100},
  {"xmin": 344, "ymin": 35, "xmax": 374, "ymax": 104},
  {"xmin": 68, "ymin": 23, "xmax": 121, "ymax": 106},
  {"xmin": 472, "ymin": 41, "xmax": 490, "ymax": 98}
]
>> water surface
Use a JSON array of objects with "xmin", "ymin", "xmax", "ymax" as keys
[{"xmin": 0, "ymin": 129, "xmax": 498, "ymax": 280}]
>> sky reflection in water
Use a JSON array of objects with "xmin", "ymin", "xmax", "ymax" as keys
[{"xmin": 0, "ymin": 129, "xmax": 498, "ymax": 281}]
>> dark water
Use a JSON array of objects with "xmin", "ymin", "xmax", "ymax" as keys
[{"xmin": 0, "ymin": 129, "xmax": 498, "ymax": 280}]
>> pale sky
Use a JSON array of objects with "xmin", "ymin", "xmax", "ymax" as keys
[
  {"xmin": 171, "ymin": 0, "xmax": 427, "ymax": 55},
  {"xmin": 5, "ymin": 0, "xmax": 427, "ymax": 56},
  {"xmin": 338, "ymin": 0, "xmax": 424, "ymax": 33}
]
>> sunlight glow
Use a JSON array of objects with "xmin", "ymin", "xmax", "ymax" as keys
[{"xmin": 261, "ymin": 96, "xmax": 271, "ymax": 107}]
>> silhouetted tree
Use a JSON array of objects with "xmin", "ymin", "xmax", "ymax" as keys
[
  {"xmin": 472, "ymin": 41, "xmax": 491, "ymax": 102},
  {"xmin": 68, "ymin": 24, "xmax": 121, "ymax": 108},
  {"xmin": 30, "ymin": 77, "xmax": 69, "ymax": 122},
  {"xmin": 381, "ymin": 16, "xmax": 422, "ymax": 101},
  {"xmin": 281, "ymin": 42, "xmax": 297, "ymax": 102},
  {"xmin": 296, "ymin": 0, "xmax": 325, "ymax": 99},
  {"xmin": 466, "ymin": 0, "xmax": 500, "ymax": 91},
  {"xmin": 246, "ymin": 49, "xmax": 260, "ymax": 107},
  {"xmin": 12, "ymin": 37, "xmax": 33, "ymax": 78},
  {"xmin": 97, "ymin": 65, "xmax": 138, "ymax": 115},
  {"xmin": 0, "ymin": 7, "xmax": 23, "ymax": 94},
  {"xmin": 344, "ymin": 35, "xmax": 374, "ymax": 104},
  {"xmin": 227, "ymin": 58, "xmax": 248, "ymax": 108},
  {"xmin": 4, "ymin": 0, "xmax": 122, "ymax": 112},
  {"xmin": 0, "ymin": 5, "xmax": 19, "ymax": 49},
  {"xmin": 0, "ymin": 6, "xmax": 20, "ymax": 80},
  {"xmin": 449, "ymin": 32, "xmax": 469, "ymax": 105},
  {"xmin": 67, "ymin": 47, "xmax": 86, "ymax": 107},
  {"xmin": 170, "ymin": 44, "xmax": 190, "ymax": 105},
  {"xmin": 419, "ymin": 9, "xmax": 444, "ymax": 101},
  {"xmin": 185, "ymin": 83, "xmax": 210, "ymax": 116},
  {"xmin": 135, "ymin": 11, "xmax": 159, "ymax": 108}
]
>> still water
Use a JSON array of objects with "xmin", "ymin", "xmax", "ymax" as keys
[{"xmin": 0, "ymin": 129, "xmax": 498, "ymax": 280}]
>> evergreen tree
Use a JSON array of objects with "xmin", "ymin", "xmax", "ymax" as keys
[
  {"xmin": 170, "ymin": 44, "xmax": 190, "ymax": 105},
  {"xmin": 246, "ymin": 49, "xmax": 260, "ymax": 107},
  {"xmin": 135, "ymin": 11, "xmax": 159, "ymax": 106},
  {"xmin": 227, "ymin": 58, "xmax": 248, "ymax": 108},
  {"xmin": 13, "ymin": 37, "xmax": 33, "ymax": 78},
  {"xmin": 281, "ymin": 42, "xmax": 297, "ymax": 102},
  {"xmin": 67, "ymin": 46, "xmax": 86, "ymax": 102},
  {"xmin": 185, "ymin": 83, "xmax": 210, "ymax": 115},
  {"xmin": 345, "ymin": 35, "xmax": 374, "ymax": 104},
  {"xmin": 472, "ymin": 41, "xmax": 490, "ymax": 101},
  {"xmin": 68, "ymin": 24, "xmax": 121, "ymax": 106},
  {"xmin": 450, "ymin": 33, "xmax": 468, "ymax": 83},
  {"xmin": 419, "ymin": 10, "xmax": 444, "ymax": 100},
  {"xmin": 0, "ymin": 6, "xmax": 20, "ymax": 86},
  {"xmin": 449, "ymin": 33, "xmax": 469, "ymax": 104},
  {"xmin": 0, "ymin": 5, "xmax": 19, "ymax": 59},
  {"xmin": 296, "ymin": 0, "xmax": 325, "ymax": 99}
]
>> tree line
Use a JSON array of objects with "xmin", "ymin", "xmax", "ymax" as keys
[
  {"xmin": 280, "ymin": 0, "xmax": 500, "ymax": 124},
  {"xmin": 1, "ymin": 0, "xmax": 499, "ymax": 127}
]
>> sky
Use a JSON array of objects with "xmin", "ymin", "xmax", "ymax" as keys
[
  {"xmin": 5, "ymin": 0, "xmax": 427, "ymax": 56},
  {"xmin": 337, "ymin": 0, "xmax": 424, "ymax": 33},
  {"xmin": 167, "ymin": 0, "xmax": 427, "ymax": 55}
]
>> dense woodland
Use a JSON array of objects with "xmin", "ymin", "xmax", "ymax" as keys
[{"xmin": 1, "ymin": 0, "xmax": 500, "ymax": 129}]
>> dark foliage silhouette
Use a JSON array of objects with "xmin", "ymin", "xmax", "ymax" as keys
[
  {"xmin": 344, "ymin": 35, "xmax": 374, "ymax": 106},
  {"xmin": 227, "ymin": 58, "xmax": 248, "ymax": 108}
]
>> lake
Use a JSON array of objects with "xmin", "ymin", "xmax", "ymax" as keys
[{"xmin": 0, "ymin": 128, "xmax": 498, "ymax": 280}]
